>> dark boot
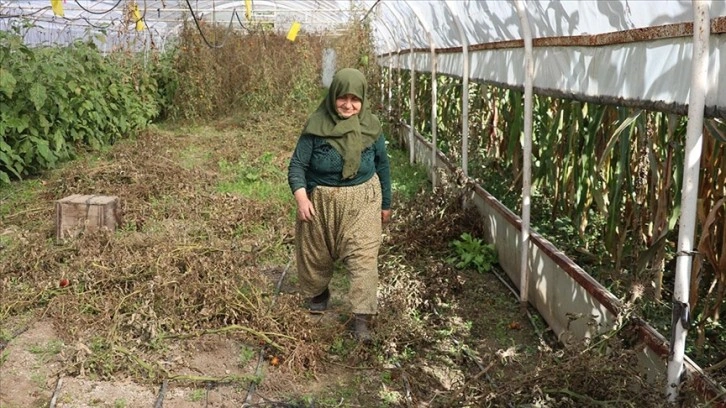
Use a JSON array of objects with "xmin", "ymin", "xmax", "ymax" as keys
[
  {"xmin": 308, "ymin": 288, "xmax": 330, "ymax": 312},
  {"xmin": 353, "ymin": 314, "xmax": 373, "ymax": 343}
]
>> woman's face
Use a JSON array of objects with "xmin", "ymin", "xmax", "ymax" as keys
[{"xmin": 335, "ymin": 94, "xmax": 362, "ymax": 118}]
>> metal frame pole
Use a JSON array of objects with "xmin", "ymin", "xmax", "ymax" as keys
[
  {"xmin": 443, "ymin": 0, "xmax": 470, "ymax": 178},
  {"xmin": 513, "ymin": 0, "xmax": 534, "ymax": 305},
  {"xmin": 667, "ymin": 0, "xmax": 710, "ymax": 402}
]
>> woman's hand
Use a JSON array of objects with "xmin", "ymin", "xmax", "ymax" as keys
[
  {"xmin": 381, "ymin": 209, "xmax": 392, "ymax": 224},
  {"xmin": 294, "ymin": 188, "xmax": 316, "ymax": 222}
]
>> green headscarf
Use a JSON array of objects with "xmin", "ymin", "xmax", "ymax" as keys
[{"xmin": 302, "ymin": 68, "xmax": 382, "ymax": 179}]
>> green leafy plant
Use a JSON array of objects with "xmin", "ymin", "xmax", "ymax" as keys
[
  {"xmin": 238, "ymin": 345, "xmax": 256, "ymax": 366},
  {"xmin": 447, "ymin": 233, "xmax": 497, "ymax": 273},
  {"xmin": 189, "ymin": 389, "xmax": 206, "ymax": 402},
  {"xmin": 0, "ymin": 350, "xmax": 9, "ymax": 367},
  {"xmin": 0, "ymin": 31, "xmax": 164, "ymax": 185}
]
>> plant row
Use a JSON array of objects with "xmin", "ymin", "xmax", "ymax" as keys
[{"xmin": 0, "ymin": 32, "xmax": 175, "ymax": 185}]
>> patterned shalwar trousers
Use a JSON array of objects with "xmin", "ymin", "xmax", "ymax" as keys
[{"xmin": 295, "ymin": 174, "xmax": 382, "ymax": 315}]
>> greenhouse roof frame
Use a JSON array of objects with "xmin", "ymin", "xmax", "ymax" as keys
[
  {"xmin": 5, "ymin": 0, "xmax": 719, "ymax": 115},
  {"xmin": 0, "ymin": 1, "xmax": 372, "ymax": 50}
]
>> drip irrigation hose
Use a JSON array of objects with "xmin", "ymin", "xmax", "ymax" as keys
[
  {"xmin": 183, "ymin": 0, "xmax": 241, "ymax": 49},
  {"xmin": 153, "ymin": 379, "xmax": 168, "ymax": 408},
  {"xmin": 73, "ymin": 0, "xmax": 124, "ymax": 15},
  {"xmin": 243, "ymin": 256, "xmax": 293, "ymax": 406},
  {"xmin": 489, "ymin": 266, "xmax": 545, "ymax": 342}
]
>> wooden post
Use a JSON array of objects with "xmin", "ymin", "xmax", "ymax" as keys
[{"xmin": 55, "ymin": 195, "xmax": 119, "ymax": 239}]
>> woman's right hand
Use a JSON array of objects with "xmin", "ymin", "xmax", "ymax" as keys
[
  {"xmin": 297, "ymin": 199, "xmax": 316, "ymax": 222},
  {"xmin": 294, "ymin": 188, "xmax": 316, "ymax": 222}
]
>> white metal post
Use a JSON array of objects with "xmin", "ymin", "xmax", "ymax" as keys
[
  {"xmin": 408, "ymin": 30, "xmax": 416, "ymax": 164},
  {"xmin": 430, "ymin": 43, "xmax": 437, "ymax": 187},
  {"xmin": 388, "ymin": 55, "xmax": 394, "ymax": 117},
  {"xmin": 401, "ymin": 2, "xmax": 437, "ymax": 186},
  {"xmin": 380, "ymin": 1, "xmax": 415, "ymax": 163},
  {"xmin": 372, "ymin": 19, "xmax": 397, "ymax": 119},
  {"xmin": 666, "ymin": 0, "xmax": 710, "ymax": 402},
  {"xmin": 380, "ymin": 23, "xmax": 399, "ymax": 120},
  {"xmin": 444, "ymin": 0, "xmax": 470, "ymax": 178},
  {"xmin": 513, "ymin": 0, "xmax": 534, "ymax": 305}
]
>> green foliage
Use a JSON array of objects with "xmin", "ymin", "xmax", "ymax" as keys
[
  {"xmin": 149, "ymin": 48, "xmax": 180, "ymax": 121},
  {"xmin": 238, "ymin": 345, "xmax": 256, "ymax": 366},
  {"xmin": 447, "ymin": 233, "xmax": 497, "ymax": 273},
  {"xmin": 0, "ymin": 350, "xmax": 8, "ymax": 367},
  {"xmin": 216, "ymin": 152, "xmax": 288, "ymax": 204},
  {"xmin": 189, "ymin": 389, "xmax": 206, "ymax": 402},
  {"xmin": 387, "ymin": 142, "xmax": 429, "ymax": 199},
  {"xmin": 28, "ymin": 339, "xmax": 63, "ymax": 358},
  {"xmin": 0, "ymin": 31, "xmax": 168, "ymax": 185}
]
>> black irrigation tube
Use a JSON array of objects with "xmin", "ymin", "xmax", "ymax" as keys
[
  {"xmin": 488, "ymin": 266, "xmax": 546, "ymax": 342},
  {"xmin": 153, "ymin": 379, "xmax": 168, "ymax": 408},
  {"xmin": 0, "ymin": 325, "xmax": 29, "ymax": 352},
  {"xmin": 243, "ymin": 256, "xmax": 293, "ymax": 406},
  {"xmin": 151, "ymin": 256, "xmax": 294, "ymax": 407}
]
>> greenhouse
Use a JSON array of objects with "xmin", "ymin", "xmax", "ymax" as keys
[{"xmin": 1, "ymin": 0, "xmax": 725, "ymax": 407}]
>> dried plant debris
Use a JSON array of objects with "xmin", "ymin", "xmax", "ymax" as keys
[{"xmin": 0, "ymin": 122, "xmax": 710, "ymax": 407}]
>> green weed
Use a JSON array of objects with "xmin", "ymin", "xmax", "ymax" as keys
[
  {"xmin": 30, "ymin": 372, "xmax": 46, "ymax": 388},
  {"xmin": 28, "ymin": 339, "xmax": 63, "ymax": 362},
  {"xmin": 189, "ymin": 389, "xmax": 205, "ymax": 402},
  {"xmin": 238, "ymin": 345, "xmax": 256, "ymax": 366},
  {"xmin": 217, "ymin": 155, "xmax": 288, "ymax": 204},
  {"xmin": 0, "ymin": 350, "xmax": 9, "ymax": 367},
  {"xmin": 447, "ymin": 232, "xmax": 497, "ymax": 273},
  {"xmin": 388, "ymin": 146, "xmax": 429, "ymax": 200}
]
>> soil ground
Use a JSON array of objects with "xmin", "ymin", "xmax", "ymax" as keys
[{"xmin": 0, "ymin": 112, "xmax": 698, "ymax": 407}]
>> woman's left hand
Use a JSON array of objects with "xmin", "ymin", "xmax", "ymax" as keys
[{"xmin": 381, "ymin": 209, "xmax": 392, "ymax": 224}]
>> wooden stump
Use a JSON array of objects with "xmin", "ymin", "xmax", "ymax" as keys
[{"xmin": 55, "ymin": 195, "xmax": 119, "ymax": 239}]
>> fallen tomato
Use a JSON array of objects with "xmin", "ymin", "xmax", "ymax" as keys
[{"xmin": 59, "ymin": 278, "xmax": 70, "ymax": 288}]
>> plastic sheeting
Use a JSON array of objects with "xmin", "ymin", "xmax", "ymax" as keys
[
  {"xmin": 374, "ymin": 0, "xmax": 726, "ymax": 116},
  {"xmin": 0, "ymin": 1, "xmax": 369, "ymax": 47},
  {"xmin": 3, "ymin": 1, "xmax": 725, "ymax": 113},
  {"xmin": 375, "ymin": 1, "xmax": 726, "ymax": 50}
]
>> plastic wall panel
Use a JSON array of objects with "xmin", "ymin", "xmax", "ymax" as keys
[
  {"xmin": 466, "ymin": 184, "xmax": 618, "ymax": 341},
  {"xmin": 378, "ymin": 33, "xmax": 726, "ymax": 115},
  {"xmin": 527, "ymin": 244, "xmax": 617, "ymax": 340},
  {"xmin": 379, "ymin": 1, "xmax": 726, "ymax": 50}
]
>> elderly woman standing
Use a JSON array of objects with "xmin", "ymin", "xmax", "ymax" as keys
[{"xmin": 287, "ymin": 68, "xmax": 392, "ymax": 343}]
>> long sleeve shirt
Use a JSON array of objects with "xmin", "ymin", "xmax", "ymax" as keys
[{"xmin": 288, "ymin": 134, "xmax": 392, "ymax": 210}]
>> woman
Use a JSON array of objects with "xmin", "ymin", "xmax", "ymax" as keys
[{"xmin": 287, "ymin": 68, "xmax": 391, "ymax": 343}]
